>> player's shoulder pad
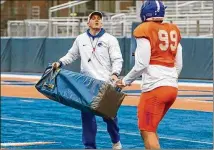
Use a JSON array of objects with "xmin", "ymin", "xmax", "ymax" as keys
[
  {"xmin": 170, "ymin": 23, "xmax": 180, "ymax": 32},
  {"xmin": 170, "ymin": 23, "xmax": 181, "ymax": 38},
  {"xmin": 133, "ymin": 22, "xmax": 150, "ymax": 38}
]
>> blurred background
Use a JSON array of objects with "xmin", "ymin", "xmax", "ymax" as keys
[
  {"xmin": 1, "ymin": 0, "xmax": 213, "ymax": 80},
  {"xmin": 1, "ymin": 0, "xmax": 213, "ymax": 37}
]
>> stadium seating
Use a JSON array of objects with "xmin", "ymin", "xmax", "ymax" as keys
[{"xmin": 6, "ymin": 1, "xmax": 213, "ymax": 37}]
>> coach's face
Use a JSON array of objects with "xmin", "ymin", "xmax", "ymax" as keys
[{"xmin": 88, "ymin": 15, "xmax": 103, "ymax": 29}]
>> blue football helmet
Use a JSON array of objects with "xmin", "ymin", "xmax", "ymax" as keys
[{"xmin": 140, "ymin": 0, "xmax": 166, "ymax": 22}]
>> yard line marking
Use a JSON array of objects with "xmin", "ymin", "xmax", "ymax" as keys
[
  {"xmin": 2, "ymin": 117, "xmax": 212, "ymax": 145},
  {"xmin": 2, "ymin": 117, "xmax": 82, "ymax": 129},
  {"xmin": 1, "ymin": 141, "xmax": 58, "ymax": 147},
  {"xmin": 118, "ymin": 131, "xmax": 213, "ymax": 145},
  {"xmin": 20, "ymin": 100, "xmax": 35, "ymax": 103}
]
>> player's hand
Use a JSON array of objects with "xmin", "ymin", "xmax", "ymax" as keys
[
  {"xmin": 52, "ymin": 62, "xmax": 60, "ymax": 69},
  {"xmin": 115, "ymin": 79, "xmax": 126, "ymax": 88}
]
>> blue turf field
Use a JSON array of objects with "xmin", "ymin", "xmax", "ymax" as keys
[{"xmin": 1, "ymin": 96, "xmax": 213, "ymax": 149}]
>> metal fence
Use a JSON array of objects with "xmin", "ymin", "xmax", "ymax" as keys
[
  {"xmin": 7, "ymin": 15, "xmax": 213, "ymax": 37},
  {"xmin": 7, "ymin": 15, "xmax": 128, "ymax": 37},
  {"xmin": 4, "ymin": 0, "xmax": 213, "ymax": 37}
]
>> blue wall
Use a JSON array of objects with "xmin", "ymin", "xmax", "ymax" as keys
[{"xmin": 1, "ymin": 37, "xmax": 213, "ymax": 80}]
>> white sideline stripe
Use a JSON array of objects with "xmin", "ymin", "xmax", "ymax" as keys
[
  {"xmin": 1, "ymin": 117, "xmax": 212, "ymax": 145},
  {"xmin": 182, "ymin": 99, "xmax": 213, "ymax": 103},
  {"xmin": 1, "ymin": 74, "xmax": 41, "ymax": 79},
  {"xmin": 126, "ymin": 93, "xmax": 213, "ymax": 99},
  {"xmin": 1, "ymin": 74, "xmax": 212, "ymax": 87},
  {"xmin": 133, "ymin": 80, "xmax": 213, "ymax": 87},
  {"xmin": 1, "ymin": 141, "xmax": 58, "ymax": 147},
  {"xmin": 179, "ymin": 82, "xmax": 212, "ymax": 87}
]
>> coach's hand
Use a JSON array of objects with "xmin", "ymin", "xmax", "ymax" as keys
[
  {"xmin": 116, "ymin": 79, "xmax": 126, "ymax": 88},
  {"xmin": 52, "ymin": 62, "xmax": 60, "ymax": 69}
]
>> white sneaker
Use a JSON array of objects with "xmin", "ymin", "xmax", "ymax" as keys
[{"xmin": 112, "ymin": 141, "xmax": 122, "ymax": 149}]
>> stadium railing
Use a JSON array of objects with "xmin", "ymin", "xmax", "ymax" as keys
[{"xmin": 6, "ymin": 1, "xmax": 213, "ymax": 37}]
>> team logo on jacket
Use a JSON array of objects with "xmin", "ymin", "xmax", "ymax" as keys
[
  {"xmin": 97, "ymin": 41, "xmax": 107, "ymax": 48},
  {"xmin": 97, "ymin": 42, "xmax": 103, "ymax": 47}
]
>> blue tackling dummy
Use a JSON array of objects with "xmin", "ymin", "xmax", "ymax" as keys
[{"xmin": 35, "ymin": 65, "xmax": 126, "ymax": 118}]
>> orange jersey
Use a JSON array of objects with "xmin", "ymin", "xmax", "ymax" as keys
[{"xmin": 133, "ymin": 22, "xmax": 181, "ymax": 67}]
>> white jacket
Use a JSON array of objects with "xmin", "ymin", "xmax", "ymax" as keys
[
  {"xmin": 59, "ymin": 31, "xmax": 123, "ymax": 82},
  {"xmin": 123, "ymin": 38, "xmax": 183, "ymax": 92}
]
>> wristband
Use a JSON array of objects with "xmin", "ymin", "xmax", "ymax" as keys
[
  {"xmin": 58, "ymin": 61, "xmax": 63, "ymax": 67},
  {"xmin": 112, "ymin": 73, "xmax": 119, "ymax": 77}
]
